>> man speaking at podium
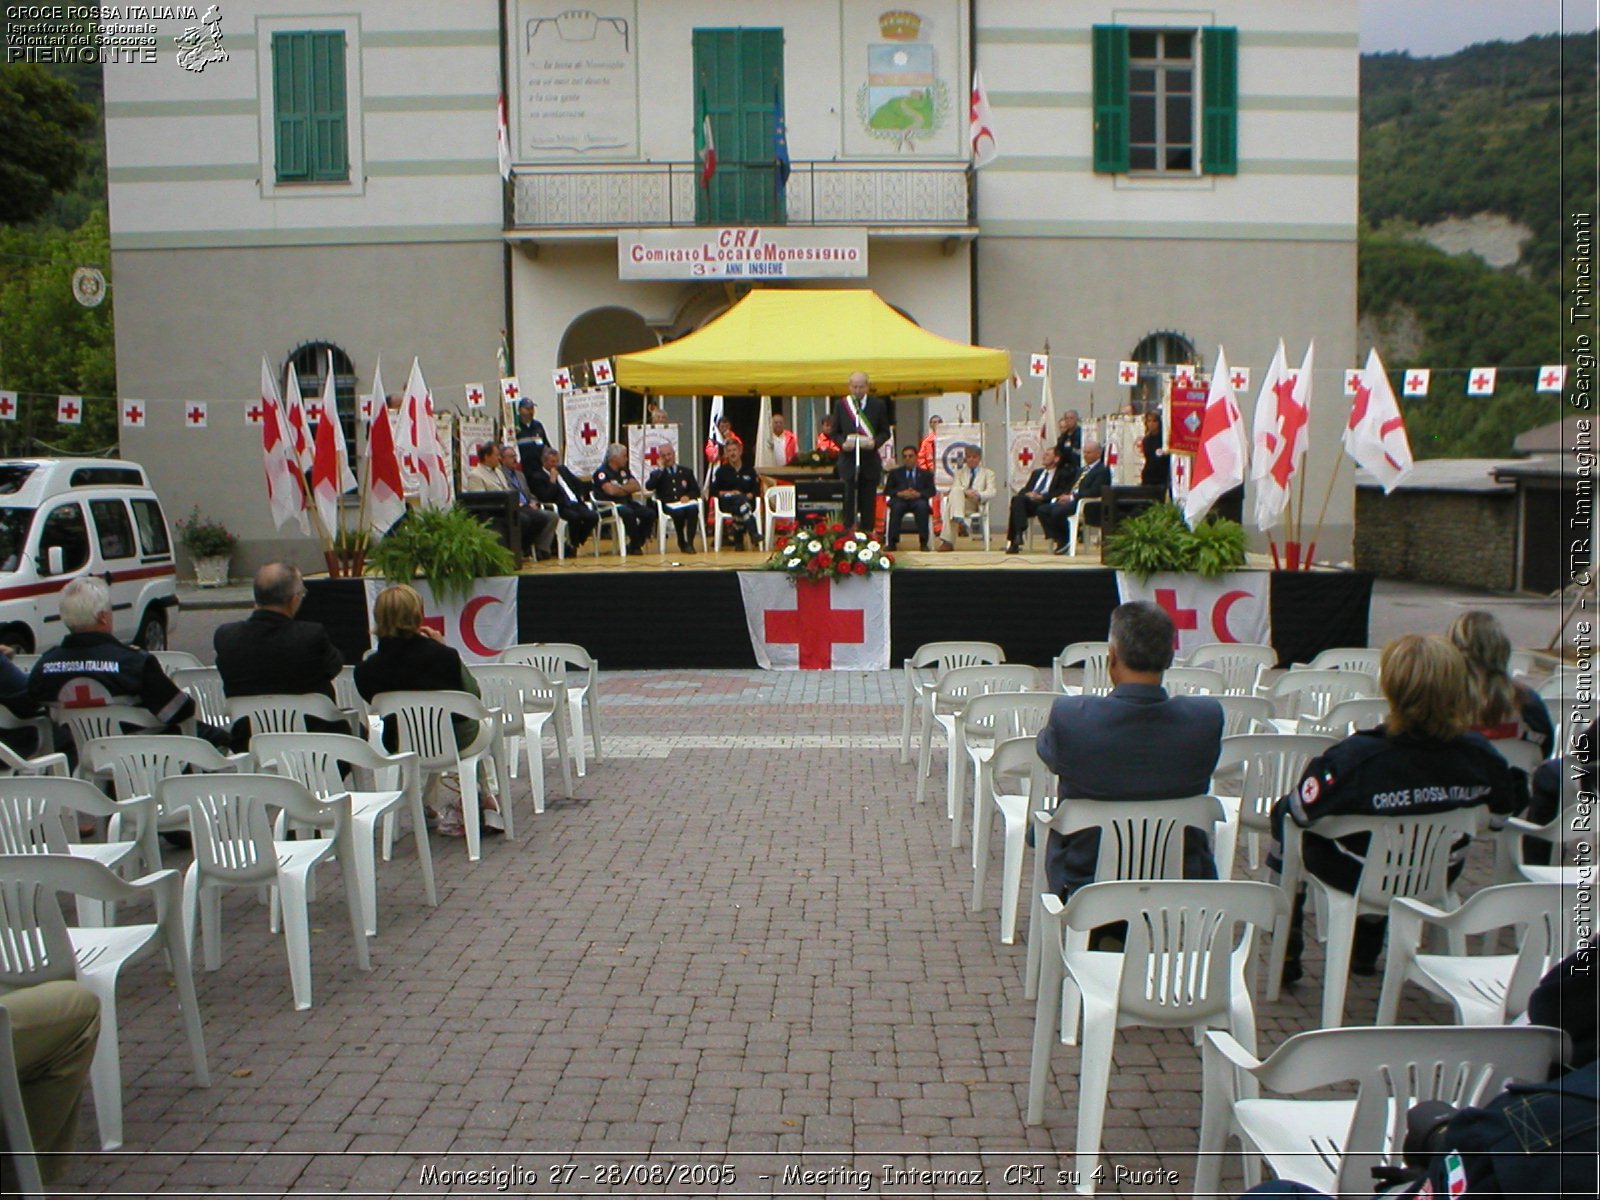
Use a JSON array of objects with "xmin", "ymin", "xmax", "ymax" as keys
[{"xmin": 830, "ymin": 370, "xmax": 890, "ymax": 534}]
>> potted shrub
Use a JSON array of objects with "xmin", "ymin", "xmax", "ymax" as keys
[
  {"xmin": 368, "ymin": 506, "xmax": 516, "ymax": 599},
  {"xmin": 176, "ymin": 507, "xmax": 238, "ymax": 587},
  {"xmin": 1103, "ymin": 502, "xmax": 1247, "ymax": 579}
]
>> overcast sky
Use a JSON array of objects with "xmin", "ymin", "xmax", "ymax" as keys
[{"xmin": 1361, "ymin": 0, "xmax": 1596, "ymax": 57}]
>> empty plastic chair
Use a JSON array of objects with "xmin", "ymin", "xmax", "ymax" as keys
[{"xmin": 900, "ymin": 641, "xmax": 1005, "ymax": 766}]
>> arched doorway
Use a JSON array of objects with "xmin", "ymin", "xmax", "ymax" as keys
[
  {"xmin": 286, "ymin": 340, "xmax": 357, "ymax": 444},
  {"xmin": 1127, "ymin": 330, "xmax": 1198, "ymax": 412},
  {"xmin": 558, "ymin": 305, "xmax": 658, "ymax": 428}
]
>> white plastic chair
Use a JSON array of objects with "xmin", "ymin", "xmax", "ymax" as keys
[
  {"xmin": 0, "ymin": 776, "xmax": 154, "ymax": 925},
  {"xmin": 899, "ymin": 641, "xmax": 1005, "ymax": 766},
  {"xmin": 0, "ymin": 709, "xmax": 54, "ymax": 758},
  {"xmin": 52, "ymin": 704, "xmax": 164, "ymax": 762},
  {"xmin": 169, "ymin": 666, "xmax": 229, "ymax": 729},
  {"xmin": 0, "ymin": 853, "xmax": 210, "ymax": 1151},
  {"xmin": 1269, "ymin": 808, "xmax": 1480, "ymax": 1027},
  {"xmin": 1185, "ymin": 643, "xmax": 1276, "ymax": 696},
  {"xmin": 708, "ymin": 494, "xmax": 762, "ymax": 552},
  {"xmin": 251, "ymin": 733, "xmax": 436, "ymax": 938},
  {"xmin": 0, "ymin": 740, "xmax": 69, "ymax": 779},
  {"xmin": 1299, "ymin": 696, "xmax": 1388, "ymax": 739},
  {"xmin": 1377, "ymin": 882, "xmax": 1570, "ymax": 1026},
  {"xmin": 1051, "ymin": 642, "xmax": 1112, "ymax": 695},
  {"xmin": 1209, "ymin": 733, "xmax": 1336, "ymax": 879},
  {"xmin": 1535, "ymin": 669, "xmax": 1581, "ymax": 700},
  {"xmin": 470, "ymin": 663, "xmax": 574, "ymax": 813},
  {"xmin": 1028, "ymin": 879, "xmax": 1285, "ymax": 1194},
  {"xmin": 1493, "ymin": 769, "xmax": 1587, "ymax": 884},
  {"xmin": 972, "ymin": 736, "xmax": 1055, "ymax": 944},
  {"xmin": 225, "ymin": 692, "xmax": 348, "ymax": 737},
  {"xmin": 1266, "ymin": 668, "xmax": 1379, "ymax": 733},
  {"xmin": 1162, "ymin": 666, "xmax": 1226, "ymax": 696},
  {"xmin": 1214, "ymin": 695, "xmax": 1274, "ymax": 737},
  {"xmin": 761, "ymin": 484, "xmax": 797, "ymax": 552},
  {"xmin": 151, "ymin": 650, "xmax": 203, "ymax": 672},
  {"xmin": 332, "ymin": 665, "xmax": 379, "ymax": 745},
  {"xmin": 957, "ymin": 691, "xmax": 1057, "ymax": 854},
  {"xmin": 83, "ymin": 734, "xmax": 251, "ymax": 869},
  {"xmin": 368, "ymin": 691, "xmax": 509, "ymax": 864},
  {"xmin": 1062, "ymin": 497, "xmax": 1102, "ymax": 557},
  {"xmin": 1305, "ymin": 647, "xmax": 1382, "ymax": 673},
  {"xmin": 917, "ymin": 664, "xmax": 1040, "ymax": 807},
  {"xmin": 500, "ymin": 643, "xmax": 602, "ymax": 776},
  {"xmin": 652, "ymin": 493, "xmax": 706, "ymax": 555},
  {"xmin": 159, "ymin": 773, "xmax": 369, "ymax": 1010},
  {"xmin": 1024, "ymin": 795, "xmax": 1226, "ymax": 1006},
  {"xmin": 0, "ymin": 1003, "xmax": 44, "ymax": 1198},
  {"xmin": 1195, "ymin": 1024, "xmax": 1567, "ymax": 1199},
  {"xmin": 590, "ymin": 499, "xmax": 631, "ymax": 558}
]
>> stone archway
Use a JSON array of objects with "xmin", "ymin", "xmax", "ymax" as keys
[{"xmin": 558, "ymin": 306, "xmax": 658, "ymax": 425}]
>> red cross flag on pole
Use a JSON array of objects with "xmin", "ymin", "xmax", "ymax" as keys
[
  {"xmin": 1536, "ymin": 364, "xmax": 1567, "ymax": 393},
  {"xmin": 464, "ymin": 383, "xmax": 487, "ymax": 409},
  {"xmin": 551, "ymin": 367, "xmax": 572, "ymax": 393},
  {"xmin": 1118, "ymin": 360, "xmax": 1139, "ymax": 386},
  {"xmin": 260, "ymin": 356, "xmax": 308, "ymax": 534},
  {"xmin": 1248, "ymin": 340, "xmax": 1295, "ymax": 531},
  {"xmin": 57, "ymin": 395, "xmax": 82, "ymax": 425},
  {"xmin": 591, "ymin": 358, "xmax": 614, "ymax": 385},
  {"xmin": 0, "ymin": 390, "xmax": 16, "ymax": 421},
  {"xmin": 1343, "ymin": 368, "xmax": 1363, "ymax": 396},
  {"xmin": 1029, "ymin": 353, "xmax": 1049, "ymax": 378},
  {"xmin": 1183, "ymin": 345, "xmax": 1249, "ymax": 527},
  {"xmin": 1076, "ymin": 357, "xmax": 1097, "ymax": 383},
  {"xmin": 1342, "ymin": 347, "xmax": 1414, "ymax": 493},
  {"xmin": 120, "ymin": 399, "xmax": 145, "ymax": 428},
  {"xmin": 969, "ymin": 69, "xmax": 998, "ymax": 169},
  {"xmin": 1402, "ymin": 368, "xmax": 1430, "ymax": 397},
  {"xmin": 1466, "ymin": 367, "xmax": 1497, "ymax": 397},
  {"xmin": 499, "ymin": 376, "xmax": 520, "ymax": 405},
  {"xmin": 1229, "ymin": 365, "xmax": 1251, "ymax": 392},
  {"xmin": 1173, "ymin": 364, "xmax": 1196, "ymax": 388},
  {"xmin": 185, "ymin": 402, "xmax": 208, "ymax": 428}
]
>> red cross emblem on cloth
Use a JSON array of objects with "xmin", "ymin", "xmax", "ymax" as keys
[{"xmin": 764, "ymin": 580, "xmax": 866, "ymax": 669}]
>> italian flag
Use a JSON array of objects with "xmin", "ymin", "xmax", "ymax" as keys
[{"xmin": 698, "ymin": 87, "xmax": 717, "ymax": 188}]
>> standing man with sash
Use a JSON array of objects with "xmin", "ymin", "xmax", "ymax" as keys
[{"xmin": 830, "ymin": 370, "xmax": 890, "ymax": 534}]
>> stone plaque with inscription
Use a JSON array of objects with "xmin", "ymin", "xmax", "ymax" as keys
[{"xmin": 515, "ymin": 3, "xmax": 640, "ymax": 159}]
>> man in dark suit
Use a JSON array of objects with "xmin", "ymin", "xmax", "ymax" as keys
[
  {"xmin": 1004, "ymin": 445, "xmax": 1073, "ymax": 554},
  {"xmin": 645, "ymin": 442, "xmax": 702, "ymax": 553},
  {"xmin": 829, "ymin": 370, "xmax": 891, "ymax": 533},
  {"xmin": 1036, "ymin": 601, "xmax": 1224, "ymax": 902},
  {"xmin": 882, "ymin": 445, "xmax": 934, "ymax": 551},
  {"xmin": 526, "ymin": 446, "xmax": 599, "ymax": 553},
  {"xmin": 1040, "ymin": 439, "xmax": 1111, "ymax": 553}
]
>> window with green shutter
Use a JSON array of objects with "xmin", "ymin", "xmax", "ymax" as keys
[
  {"xmin": 693, "ymin": 28, "xmax": 785, "ymax": 225},
  {"xmin": 1201, "ymin": 27, "xmax": 1239, "ymax": 175},
  {"xmin": 1091, "ymin": 25, "xmax": 1129, "ymax": 173},
  {"xmin": 1092, "ymin": 24, "xmax": 1237, "ymax": 176},
  {"xmin": 273, "ymin": 31, "xmax": 348, "ymax": 183}
]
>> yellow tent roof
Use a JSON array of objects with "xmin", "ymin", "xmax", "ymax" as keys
[{"xmin": 613, "ymin": 289, "xmax": 1011, "ymax": 397}]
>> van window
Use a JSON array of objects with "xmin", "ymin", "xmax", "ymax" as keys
[
  {"xmin": 38, "ymin": 502, "xmax": 90, "ymax": 574},
  {"xmin": 131, "ymin": 499, "xmax": 171, "ymax": 556},
  {"xmin": 0, "ymin": 508, "xmax": 34, "ymax": 572},
  {"xmin": 90, "ymin": 499, "xmax": 136, "ymax": 561},
  {"xmin": 70, "ymin": 466, "xmax": 145, "ymax": 488}
]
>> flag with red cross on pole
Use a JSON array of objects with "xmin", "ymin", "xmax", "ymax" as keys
[
  {"xmin": 120, "ymin": 399, "xmax": 146, "ymax": 428},
  {"xmin": 1076, "ymin": 357, "xmax": 1096, "ymax": 383},
  {"xmin": 0, "ymin": 391, "xmax": 16, "ymax": 421},
  {"xmin": 1466, "ymin": 367, "xmax": 1497, "ymax": 396},
  {"xmin": 551, "ymin": 367, "xmax": 572, "ymax": 393},
  {"xmin": 591, "ymin": 358, "xmax": 614, "ymax": 385},
  {"xmin": 1536, "ymin": 364, "xmax": 1566, "ymax": 393},
  {"xmin": 57, "ymin": 395, "xmax": 83, "ymax": 425},
  {"xmin": 464, "ymin": 383, "xmax": 487, "ymax": 409},
  {"xmin": 1402, "ymin": 368, "xmax": 1430, "ymax": 397},
  {"xmin": 1117, "ymin": 360, "xmax": 1140, "ymax": 387},
  {"xmin": 1229, "ymin": 365, "xmax": 1251, "ymax": 392},
  {"xmin": 185, "ymin": 402, "xmax": 208, "ymax": 428},
  {"xmin": 1343, "ymin": 368, "xmax": 1363, "ymax": 396},
  {"xmin": 1029, "ymin": 352, "xmax": 1049, "ymax": 378},
  {"xmin": 499, "ymin": 376, "xmax": 521, "ymax": 406}
]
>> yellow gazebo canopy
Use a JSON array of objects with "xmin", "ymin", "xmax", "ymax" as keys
[{"xmin": 613, "ymin": 289, "xmax": 1011, "ymax": 397}]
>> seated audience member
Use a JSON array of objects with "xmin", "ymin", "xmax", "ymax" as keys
[
  {"xmin": 710, "ymin": 440, "xmax": 761, "ymax": 550},
  {"xmin": 214, "ymin": 562, "xmax": 348, "ymax": 748},
  {"xmin": 645, "ymin": 442, "xmax": 702, "ymax": 553},
  {"xmin": 526, "ymin": 446, "xmax": 599, "ymax": 553},
  {"xmin": 1004, "ymin": 445, "xmax": 1073, "ymax": 554},
  {"xmin": 768, "ymin": 412, "xmax": 798, "ymax": 466},
  {"xmin": 593, "ymin": 442, "xmax": 657, "ymax": 554},
  {"xmin": 938, "ymin": 444, "xmax": 996, "ymax": 549},
  {"xmin": 1040, "ymin": 439, "xmax": 1111, "ymax": 553},
  {"xmin": 1140, "ymin": 410, "xmax": 1170, "ymax": 491},
  {"xmin": 1272, "ymin": 634, "xmax": 1519, "ymax": 983},
  {"xmin": 882, "ymin": 445, "xmax": 934, "ymax": 552},
  {"xmin": 1449, "ymin": 610, "xmax": 1554, "ymax": 759},
  {"xmin": 917, "ymin": 415, "xmax": 943, "ymax": 472},
  {"xmin": 29, "ymin": 576, "xmax": 226, "ymax": 747},
  {"xmin": 815, "ymin": 416, "xmax": 841, "ymax": 456},
  {"xmin": 1037, "ymin": 601, "xmax": 1224, "ymax": 902},
  {"xmin": 464, "ymin": 441, "xmax": 557, "ymax": 560},
  {"xmin": 353, "ymin": 584, "xmax": 499, "ymax": 838},
  {"xmin": 0, "ymin": 980, "xmax": 101, "ymax": 1185},
  {"xmin": 0, "ymin": 643, "xmax": 44, "ymax": 756},
  {"xmin": 704, "ymin": 417, "xmax": 742, "ymax": 464}
]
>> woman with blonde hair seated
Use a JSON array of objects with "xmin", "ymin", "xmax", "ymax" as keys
[{"xmin": 1448, "ymin": 609, "xmax": 1553, "ymax": 759}]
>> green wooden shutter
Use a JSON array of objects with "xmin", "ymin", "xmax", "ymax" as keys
[
  {"xmin": 1091, "ymin": 24, "xmax": 1129, "ymax": 174},
  {"xmin": 310, "ymin": 31, "xmax": 348, "ymax": 181},
  {"xmin": 273, "ymin": 32, "xmax": 310, "ymax": 181},
  {"xmin": 693, "ymin": 28, "xmax": 784, "ymax": 224},
  {"xmin": 1201, "ymin": 26, "xmax": 1238, "ymax": 175}
]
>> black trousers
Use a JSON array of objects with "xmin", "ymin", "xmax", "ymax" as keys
[
  {"xmin": 662, "ymin": 501, "xmax": 699, "ymax": 548},
  {"xmin": 838, "ymin": 451, "xmax": 883, "ymax": 531},
  {"xmin": 716, "ymin": 495, "xmax": 758, "ymax": 545},
  {"xmin": 611, "ymin": 500, "xmax": 656, "ymax": 547},
  {"xmin": 553, "ymin": 502, "xmax": 598, "ymax": 548},
  {"xmin": 1007, "ymin": 494, "xmax": 1049, "ymax": 541},
  {"xmin": 886, "ymin": 497, "xmax": 930, "ymax": 548}
]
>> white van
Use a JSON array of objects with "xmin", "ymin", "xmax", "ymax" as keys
[{"xmin": 0, "ymin": 458, "xmax": 180, "ymax": 653}]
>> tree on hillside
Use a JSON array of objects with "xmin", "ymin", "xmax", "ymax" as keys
[{"xmin": 0, "ymin": 64, "xmax": 95, "ymax": 225}]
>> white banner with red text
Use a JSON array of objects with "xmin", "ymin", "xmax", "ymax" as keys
[
  {"xmin": 1114, "ymin": 571, "xmax": 1271, "ymax": 660},
  {"xmin": 737, "ymin": 573, "xmax": 890, "ymax": 671},
  {"xmin": 363, "ymin": 578, "xmax": 519, "ymax": 665}
]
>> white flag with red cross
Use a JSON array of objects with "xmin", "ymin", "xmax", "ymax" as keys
[
  {"xmin": 969, "ymin": 70, "xmax": 998, "ymax": 169},
  {"xmin": 1007, "ymin": 423, "xmax": 1046, "ymax": 492},
  {"xmin": 464, "ymin": 382, "xmax": 487, "ymax": 409},
  {"xmin": 363, "ymin": 578, "xmax": 519, "ymax": 664},
  {"xmin": 0, "ymin": 391, "xmax": 16, "ymax": 421},
  {"xmin": 120, "ymin": 399, "xmax": 146, "ymax": 428},
  {"xmin": 283, "ymin": 364, "xmax": 310, "ymax": 467},
  {"xmin": 498, "ymin": 376, "xmax": 521, "ymax": 407},
  {"xmin": 1117, "ymin": 360, "xmax": 1140, "ymax": 387},
  {"xmin": 562, "ymin": 387, "xmax": 611, "ymax": 478},
  {"xmin": 1536, "ymin": 364, "xmax": 1566, "ymax": 393},
  {"xmin": 1076, "ymin": 357, "xmax": 1097, "ymax": 384},
  {"xmin": 259, "ymin": 356, "xmax": 308, "ymax": 534},
  {"xmin": 1343, "ymin": 368, "xmax": 1363, "ymax": 396},
  {"xmin": 1403, "ymin": 368, "xmax": 1430, "ymax": 397},
  {"xmin": 1249, "ymin": 340, "xmax": 1313, "ymax": 532},
  {"xmin": 185, "ymin": 402, "xmax": 207, "ymax": 428},
  {"xmin": 1343, "ymin": 347, "xmax": 1414, "ymax": 493},
  {"xmin": 738, "ymin": 572, "xmax": 890, "ymax": 670},
  {"xmin": 1229, "ymin": 364, "xmax": 1251, "ymax": 392},
  {"xmin": 1115, "ymin": 571, "xmax": 1271, "ymax": 661},
  {"xmin": 551, "ymin": 366, "xmax": 573, "ymax": 393},
  {"xmin": 591, "ymin": 358, "xmax": 614, "ymax": 385},
  {"xmin": 1467, "ymin": 367, "xmax": 1497, "ymax": 396},
  {"xmin": 57, "ymin": 395, "xmax": 83, "ymax": 425},
  {"xmin": 1029, "ymin": 353, "xmax": 1049, "ymax": 378},
  {"xmin": 1183, "ymin": 345, "xmax": 1249, "ymax": 527},
  {"xmin": 627, "ymin": 423, "xmax": 680, "ymax": 481},
  {"xmin": 402, "ymin": 358, "xmax": 451, "ymax": 510}
]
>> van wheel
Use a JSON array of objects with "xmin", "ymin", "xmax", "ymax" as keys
[
  {"xmin": 136, "ymin": 607, "xmax": 168, "ymax": 652},
  {"xmin": 0, "ymin": 624, "xmax": 33, "ymax": 654}
]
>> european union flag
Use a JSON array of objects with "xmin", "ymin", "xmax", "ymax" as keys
[{"xmin": 773, "ymin": 84, "xmax": 791, "ymax": 197}]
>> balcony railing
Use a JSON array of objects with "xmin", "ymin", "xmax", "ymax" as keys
[{"xmin": 510, "ymin": 160, "xmax": 973, "ymax": 231}]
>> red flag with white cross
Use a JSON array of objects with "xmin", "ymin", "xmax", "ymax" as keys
[
  {"xmin": 57, "ymin": 395, "xmax": 83, "ymax": 425},
  {"xmin": 120, "ymin": 399, "xmax": 146, "ymax": 428}
]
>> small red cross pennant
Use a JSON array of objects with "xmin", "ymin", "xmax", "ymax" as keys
[
  {"xmin": 305, "ymin": 401, "xmax": 325, "ymax": 423},
  {"xmin": 246, "ymin": 400, "xmax": 267, "ymax": 424},
  {"xmin": 360, "ymin": 394, "xmax": 374, "ymax": 419},
  {"xmin": 1343, "ymin": 369, "xmax": 1363, "ymax": 396},
  {"xmin": 1117, "ymin": 360, "xmax": 1139, "ymax": 386},
  {"xmin": 591, "ymin": 358, "xmax": 614, "ymax": 385},
  {"xmin": 1229, "ymin": 366, "xmax": 1251, "ymax": 391},
  {"xmin": 1028, "ymin": 353, "xmax": 1049, "ymax": 378},
  {"xmin": 1402, "ymin": 369, "xmax": 1430, "ymax": 397},
  {"xmin": 57, "ymin": 395, "xmax": 83, "ymax": 425},
  {"xmin": 1536, "ymin": 364, "xmax": 1567, "ymax": 393},
  {"xmin": 1173, "ymin": 364, "xmax": 1195, "ymax": 387},
  {"xmin": 552, "ymin": 367, "xmax": 572, "ymax": 392},
  {"xmin": 0, "ymin": 390, "xmax": 16, "ymax": 421},
  {"xmin": 499, "ymin": 376, "xmax": 521, "ymax": 404},
  {"xmin": 1466, "ymin": 367, "xmax": 1497, "ymax": 397},
  {"xmin": 1076, "ymin": 357, "xmax": 1096, "ymax": 383},
  {"xmin": 185, "ymin": 402, "xmax": 208, "ymax": 427},
  {"xmin": 465, "ymin": 382, "xmax": 487, "ymax": 408},
  {"xmin": 120, "ymin": 399, "xmax": 146, "ymax": 428}
]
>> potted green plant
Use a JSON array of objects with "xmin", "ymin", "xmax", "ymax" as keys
[
  {"xmin": 368, "ymin": 506, "xmax": 516, "ymax": 599},
  {"xmin": 176, "ymin": 507, "xmax": 238, "ymax": 587},
  {"xmin": 1103, "ymin": 503, "xmax": 1247, "ymax": 579}
]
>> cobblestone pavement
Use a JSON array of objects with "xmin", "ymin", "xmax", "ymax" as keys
[{"xmin": 62, "ymin": 668, "xmax": 1504, "ymax": 1198}]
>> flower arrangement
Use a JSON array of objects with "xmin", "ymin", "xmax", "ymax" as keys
[
  {"xmin": 794, "ymin": 448, "xmax": 839, "ymax": 468},
  {"xmin": 765, "ymin": 519, "xmax": 894, "ymax": 581},
  {"xmin": 175, "ymin": 507, "xmax": 238, "ymax": 558}
]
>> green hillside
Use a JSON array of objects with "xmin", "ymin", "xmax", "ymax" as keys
[{"xmin": 1359, "ymin": 33, "xmax": 1596, "ymax": 457}]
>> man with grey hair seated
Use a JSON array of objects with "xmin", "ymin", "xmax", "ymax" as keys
[
  {"xmin": 1036, "ymin": 600, "xmax": 1225, "ymax": 908},
  {"xmin": 592, "ymin": 441, "xmax": 656, "ymax": 554}
]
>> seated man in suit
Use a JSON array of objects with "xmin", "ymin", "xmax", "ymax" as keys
[
  {"xmin": 593, "ymin": 442, "xmax": 657, "ymax": 554},
  {"xmin": 1036, "ymin": 600, "xmax": 1224, "ymax": 907},
  {"xmin": 464, "ymin": 441, "xmax": 557, "ymax": 560},
  {"xmin": 527, "ymin": 446, "xmax": 599, "ymax": 553},
  {"xmin": 1040, "ymin": 439, "xmax": 1111, "ymax": 553},
  {"xmin": 1004, "ymin": 445, "xmax": 1074, "ymax": 554},
  {"xmin": 938, "ymin": 444, "xmax": 997, "ymax": 549},
  {"xmin": 883, "ymin": 445, "xmax": 934, "ymax": 551},
  {"xmin": 645, "ymin": 442, "xmax": 702, "ymax": 553}
]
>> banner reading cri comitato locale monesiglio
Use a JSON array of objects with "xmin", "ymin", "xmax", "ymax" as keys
[{"xmin": 618, "ymin": 227, "xmax": 868, "ymax": 281}]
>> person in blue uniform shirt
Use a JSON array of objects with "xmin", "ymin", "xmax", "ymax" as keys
[
  {"xmin": 882, "ymin": 445, "xmax": 934, "ymax": 551},
  {"xmin": 592, "ymin": 442, "xmax": 656, "ymax": 554},
  {"xmin": 645, "ymin": 442, "xmax": 702, "ymax": 553},
  {"xmin": 514, "ymin": 399, "xmax": 550, "ymax": 468},
  {"xmin": 709, "ymin": 440, "xmax": 761, "ymax": 550}
]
